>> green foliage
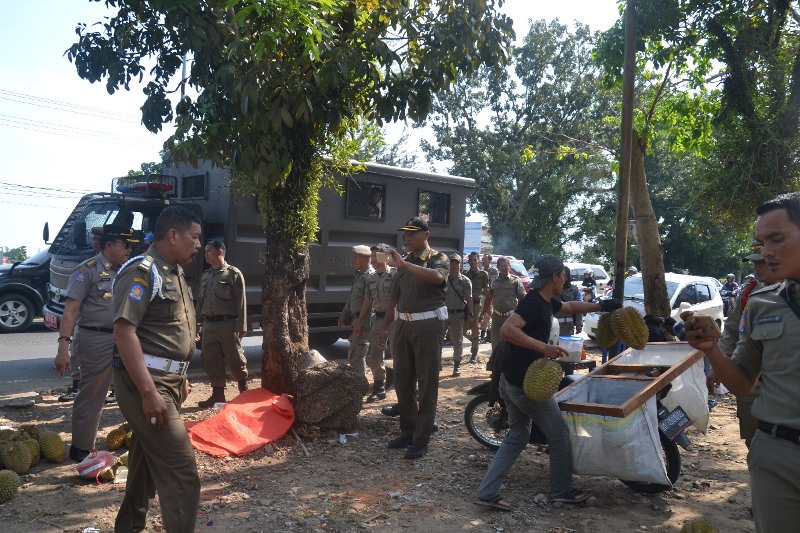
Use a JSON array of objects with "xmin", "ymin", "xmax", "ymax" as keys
[
  {"xmin": 4, "ymin": 247, "xmax": 27, "ymax": 262},
  {"xmin": 425, "ymin": 20, "xmax": 617, "ymax": 259}
]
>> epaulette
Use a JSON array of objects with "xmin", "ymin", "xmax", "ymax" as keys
[
  {"xmin": 750, "ymin": 282, "xmax": 782, "ymax": 296},
  {"xmin": 86, "ymin": 259, "xmax": 97, "ymax": 267},
  {"xmin": 138, "ymin": 255, "xmax": 154, "ymax": 273}
]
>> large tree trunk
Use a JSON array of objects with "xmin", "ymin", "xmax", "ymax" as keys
[{"xmin": 630, "ymin": 129, "xmax": 671, "ymax": 318}]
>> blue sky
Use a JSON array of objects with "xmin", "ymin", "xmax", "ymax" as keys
[{"xmin": 0, "ymin": 0, "xmax": 620, "ymax": 255}]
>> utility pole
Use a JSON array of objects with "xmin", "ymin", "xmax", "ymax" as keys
[{"xmin": 612, "ymin": 0, "xmax": 637, "ymax": 302}]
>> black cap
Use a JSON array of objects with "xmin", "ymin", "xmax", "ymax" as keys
[
  {"xmin": 529, "ymin": 254, "xmax": 565, "ymax": 289},
  {"xmin": 398, "ymin": 217, "xmax": 429, "ymax": 232},
  {"xmin": 103, "ymin": 224, "xmax": 140, "ymax": 243}
]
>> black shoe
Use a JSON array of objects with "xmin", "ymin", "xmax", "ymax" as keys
[
  {"xmin": 388, "ymin": 436, "xmax": 413, "ymax": 449},
  {"xmin": 382, "ymin": 404, "xmax": 400, "ymax": 417},
  {"xmin": 238, "ymin": 379, "xmax": 249, "ymax": 393},
  {"xmin": 432, "ymin": 422, "xmax": 439, "ymax": 433},
  {"xmin": 404, "ymin": 443, "xmax": 428, "ymax": 459},
  {"xmin": 58, "ymin": 388, "xmax": 79, "ymax": 402},
  {"xmin": 452, "ymin": 364, "xmax": 461, "ymax": 377},
  {"xmin": 69, "ymin": 445, "xmax": 90, "ymax": 462},
  {"xmin": 469, "ymin": 354, "xmax": 478, "ymax": 364},
  {"xmin": 105, "ymin": 392, "xmax": 117, "ymax": 404},
  {"xmin": 367, "ymin": 390, "xmax": 387, "ymax": 402}
]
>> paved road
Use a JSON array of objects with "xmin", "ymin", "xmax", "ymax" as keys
[{"xmin": 0, "ymin": 320, "xmax": 350, "ymax": 395}]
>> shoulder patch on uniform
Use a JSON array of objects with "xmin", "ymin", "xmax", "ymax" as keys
[
  {"xmin": 129, "ymin": 282, "xmax": 146, "ymax": 302},
  {"xmin": 73, "ymin": 269, "xmax": 89, "ymax": 283},
  {"xmin": 133, "ymin": 277, "xmax": 150, "ymax": 287}
]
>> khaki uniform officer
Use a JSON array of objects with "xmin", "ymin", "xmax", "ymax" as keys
[
  {"xmin": 53, "ymin": 225, "xmax": 134, "ymax": 461},
  {"xmin": 379, "ymin": 217, "xmax": 449, "ymax": 460},
  {"xmin": 340, "ymin": 245, "xmax": 374, "ymax": 378},
  {"xmin": 111, "ymin": 206, "xmax": 202, "ymax": 533},
  {"xmin": 480, "ymin": 257, "xmax": 526, "ymax": 351},
  {"xmin": 196, "ymin": 240, "xmax": 248, "ymax": 408},
  {"xmin": 465, "ymin": 252, "xmax": 489, "ymax": 363},
  {"xmin": 357, "ymin": 244, "xmax": 397, "ymax": 402},
  {"xmin": 444, "ymin": 255, "xmax": 473, "ymax": 377}
]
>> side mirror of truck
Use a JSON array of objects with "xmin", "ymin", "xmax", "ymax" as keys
[
  {"xmin": 73, "ymin": 220, "xmax": 87, "ymax": 247},
  {"xmin": 42, "ymin": 222, "xmax": 50, "ymax": 244}
]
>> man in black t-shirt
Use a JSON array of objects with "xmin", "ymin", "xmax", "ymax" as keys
[{"xmin": 475, "ymin": 254, "xmax": 620, "ymax": 511}]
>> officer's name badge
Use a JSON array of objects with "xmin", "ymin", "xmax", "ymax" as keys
[{"xmin": 757, "ymin": 315, "xmax": 781, "ymax": 324}]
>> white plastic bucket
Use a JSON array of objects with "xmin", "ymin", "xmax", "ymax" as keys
[{"xmin": 558, "ymin": 335, "xmax": 584, "ymax": 362}]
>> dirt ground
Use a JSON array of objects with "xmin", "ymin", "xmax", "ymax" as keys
[{"xmin": 0, "ymin": 343, "xmax": 754, "ymax": 533}]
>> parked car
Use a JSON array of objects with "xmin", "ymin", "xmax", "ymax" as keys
[
  {"xmin": 584, "ymin": 273, "xmax": 724, "ymax": 340},
  {"xmin": 466, "ymin": 254, "xmax": 530, "ymax": 291},
  {"xmin": 0, "ymin": 249, "xmax": 50, "ymax": 333},
  {"xmin": 563, "ymin": 262, "xmax": 611, "ymax": 292}
]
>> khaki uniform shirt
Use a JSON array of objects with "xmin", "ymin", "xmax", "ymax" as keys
[
  {"xmin": 66, "ymin": 252, "xmax": 117, "ymax": 329},
  {"xmin": 446, "ymin": 273, "xmax": 472, "ymax": 311},
  {"xmin": 465, "ymin": 268, "xmax": 489, "ymax": 301},
  {"xmin": 490, "ymin": 274, "xmax": 526, "ymax": 313},
  {"xmin": 732, "ymin": 280, "xmax": 800, "ymax": 427},
  {"xmin": 484, "ymin": 266, "xmax": 499, "ymax": 284},
  {"xmin": 196, "ymin": 263, "xmax": 247, "ymax": 332},
  {"xmin": 342, "ymin": 266, "xmax": 374, "ymax": 320},
  {"xmin": 720, "ymin": 280, "xmax": 761, "ymax": 356},
  {"xmin": 366, "ymin": 267, "xmax": 396, "ymax": 313},
  {"xmin": 112, "ymin": 246, "xmax": 196, "ymax": 362},
  {"xmin": 390, "ymin": 247, "xmax": 449, "ymax": 313}
]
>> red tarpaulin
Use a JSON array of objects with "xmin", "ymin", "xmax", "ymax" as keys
[{"xmin": 187, "ymin": 388, "xmax": 295, "ymax": 457}]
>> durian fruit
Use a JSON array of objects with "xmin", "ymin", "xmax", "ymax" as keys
[
  {"xmin": 98, "ymin": 467, "xmax": 115, "ymax": 482},
  {"xmin": 595, "ymin": 312, "xmax": 618, "ymax": 349},
  {"xmin": 21, "ymin": 439, "xmax": 40, "ymax": 467},
  {"xmin": 0, "ymin": 470, "xmax": 21, "ymax": 504},
  {"xmin": 38, "ymin": 431, "xmax": 67, "ymax": 463},
  {"xmin": 18, "ymin": 424, "xmax": 40, "ymax": 442},
  {"xmin": 105, "ymin": 428, "xmax": 126, "ymax": 451},
  {"xmin": 522, "ymin": 358, "xmax": 565, "ymax": 402},
  {"xmin": 0, "ymin": 441, "xmax": 32, "ymax": 475},
  {"xmin": 124, "ymin": 431, "xmax": 133, "ymax": 448},
  {"xmin": 610, "ymin": 306, "xmax": 649, "ymax": 350},
  {"xmin": 0, "ymin": 429, "xmax": 14, "ymax": 441},
  {"xmin": 118, "ymin": 451, "xmax": 129, "ymax": 467},
  {"xmin": 119, "ymin": 422, "xmax": 131, "ymax": 433},
  {"xmin": 681, "ymin": 519, "xmax": 717, "ymax": 533}
]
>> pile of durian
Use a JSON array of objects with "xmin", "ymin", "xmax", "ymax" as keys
[
  {"xmin": 595, "ymin": 306, "xmax": 649, "ymax": 350},
  {"xmin": 0, "ymin": 424, "xmax": 67, "ymax": 503}
]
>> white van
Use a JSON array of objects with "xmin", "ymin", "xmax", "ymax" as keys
[{"xmin": 564, "ymin": 262, "xmax": 610, "ymax": 291}]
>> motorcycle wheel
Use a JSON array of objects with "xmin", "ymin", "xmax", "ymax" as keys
[
  {"xmin": 464, "ymin": 394, "xmax": 507, "ymax": 451},
  {"xmin": 620, "ymin": 433, "xmax": 682, "ymax": 494}
]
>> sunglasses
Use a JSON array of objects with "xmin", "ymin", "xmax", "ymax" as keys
[{"xmin": 115, "ymin": 240, "xmax": 131, "ymax": 249}]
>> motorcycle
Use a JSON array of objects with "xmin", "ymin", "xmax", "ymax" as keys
[
  {"xmin": 720, "ymin": 288, "xmax": 738, "ymax": 317},
  {"xmin": 464, "ymin": 376, "xmax": 691, "ymax": 494}
]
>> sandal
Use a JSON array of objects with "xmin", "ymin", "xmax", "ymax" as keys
[
  {"xmin": 552, "ymin": 489, "xmax": 591, "ymax": 504},
  {"xmin": 474, "ymin": 495, "xmax": 512, "ymax": 511}
]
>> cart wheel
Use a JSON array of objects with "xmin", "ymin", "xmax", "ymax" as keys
[{"xmin": 619, "ymin": 433, "xmax": 681, "ymax": 494}]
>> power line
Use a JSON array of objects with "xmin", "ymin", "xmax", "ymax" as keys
[
  {"xmin": 0, "ymin": 88, "xmax": 141, "ymax": 122},
  {"xmin": 0, "ymin": 114, "xmax": 162, "ymax": 147}
]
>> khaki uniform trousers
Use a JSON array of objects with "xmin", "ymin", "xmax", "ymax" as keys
[
  {"xmin": 71, "ymin": 329, "xmax": 115, "ymax": 450},
  {"xmin": 366, "ymin": 314, "xmax": 387, "ymax": 381},
  {"xmin": 201, "ymin": 319, "xmax": 248, "ymax": 388},
  {"xmin": 466, "ymin": 299, "xmax": 483, "ymax": 357},
  {"xmin": 392, "ymin": 317, "xmax": 442, "ymax": 446},
  {"xmin": 737, "ymin": 387, "xmax": 760, "ymax": 448},
  {"xmin": 347, "ymin": 317, "xmax": 371, "ymax": 377},
  {"xmin": 748, "ymin": 429, "xmax": 800, "ymax": 533},
  {"xmin": 113, "ymin": 369, "xmax": 200, "ymax": 533},
  {"xmin": 491, "ymin": 313, "xmax": 512, "ymax": 352},
  {"xmin": 444, "ymin": 310, "xmax": 466, "ymax": 363}
]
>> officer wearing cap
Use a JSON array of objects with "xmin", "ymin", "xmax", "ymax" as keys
[
  {"xmin": 111, "ymin": 206, "xmax": 202, "ymax": 532},
  {"xmin": 464, "ymin": 252, "xmax": 489, "ymax": 363},
  {"xmin": 357, "ymin": 244, "xmax": 397, "ymax": 402},
  {"xmin": 444, "ymin": 254, "xmax": 473, "ymax": 377},
  {"xmin": 476, "ymin": 254, "xmax": 621, "ymax": 509},
  {"xmin": 195, "ymin": 240, "xmax": 249, "ymax": 408},
  {"xmin": 378, "ymin": 216, "xmax": 449, "ymax": 460},
  {"xmin": 339, "ymin": 245, "xmax": 375, "ymax": 379},
  {"xmin": 479, "ymin": 256, "xmax": 526, "ymax": 351},
  {"xmin": 54, "ymin": 224, "xmax": 135, "ymax": 462}
]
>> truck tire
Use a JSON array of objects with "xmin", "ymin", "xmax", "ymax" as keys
[{"xmin": 0, "ymin": 293, "xmax": 35, "ymax": 333}]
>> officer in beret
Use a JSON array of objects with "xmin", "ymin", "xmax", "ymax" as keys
[
  {"xmin": 340, "ymin": 245, "xmax": 375, "ymax": 379},
  {"xmin": 54, "ymin": 224, "xmax": 136, "ymax": 461}
]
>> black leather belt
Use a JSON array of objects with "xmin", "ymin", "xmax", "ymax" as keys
[
  {"xmin": 80, "ymin": 325, "xmax": 114, "ymax": 334},
  {"xmin": 448, "ymin": 308, "xmax": 466, "ymax": 314},
  {"xmin": 374, "ymin": 311, "xmax": 386, "ymax": 318},
  {"xmin": 204, "ymin": 315, "xmax": 236, "ymax": 322},
  {"xmin": 758, "ymin": 420, "xmax": 800, "ymax": 444}
]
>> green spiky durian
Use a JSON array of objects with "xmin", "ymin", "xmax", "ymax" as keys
[
  {"xmin": 595, "ymin": 312, "xmax": 618, "ymax": 348},
  {"xmin": 0, "ymin": 429, "xmax": 14, "ymax": 441},
  {"xmin": 118, "ymin": 451, "xmax": 129, "ymax": 467},
  {"xmin": 0, "ymin": 441, "xmax": 32, "ymax": 475},
  {"xmin": 119, "ymin": 422, "xmax": 131, "ymax": 433},
  {"xmin": 523, "ymin": 358, "xmax": 564, "ymax": 402},
  {"xmin": 21, "ymin": 439, "xmax": 40, "ymax": 467},
  {"xmin": 105, "ymin": 428, "xmax": 126, "ymax": 451},
  {"xmin": 98, "ymin": 467, "xmax": 115, "ymax": 482},
  {"xmin": 18, "ymin": 424, "xmax": 40, "ymax": 442},
  {"xmin": 38, "ymin": 431, "xmax": 67, "ymax": 463},
  {"xmin": 610, "ymin": 306, "xmax": 649, "ymax": 350},
  {"xmin": 0, "ymin": 470, "xmax": 21, "ymax": 504},
  {"xmin": 124, "ymin": 431, "xmax": 133, "ymax": 448},
  {"xmin": 681, "ymin": 519, "xmax": 717, "ymax": 533}
]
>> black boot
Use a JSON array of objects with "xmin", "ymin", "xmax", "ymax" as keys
[
  {"xmin": 381, "ymin": 403, "xmax": 400, "ymax": 417},
  {"xmin": 198, "ymin": 386, "xmax": 226, "ymax": 408},
  {"xmin": 238, "ymin": 379, "xmax": 248, "ymax": 392},
  {"xmin": 452, "ymin": 363, "xmax": 461, "ymax": 377},
  {"xmin": 367, "ymin": 380, "xmax": 386, "ymax": 402}
]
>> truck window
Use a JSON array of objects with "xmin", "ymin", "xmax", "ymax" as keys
[
  {"xmin": 418, "ymin": 189, "xmax": 450, "ymax": 226},
  {"xmin": 345, "ymin": 179, "xmax": 385, "ymax": 220},
  {"xmin": 182, "ymin": 174, "xmax": 207, "ymax": 199}
]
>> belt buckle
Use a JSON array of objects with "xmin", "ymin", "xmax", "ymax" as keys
[
  {"xmin": 176, "ymin": 361, "xmax": 188, "ymax": 375},
  {"xmin": 404, "ymin": 312, "xmax": 412, "ymax": 321}
]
